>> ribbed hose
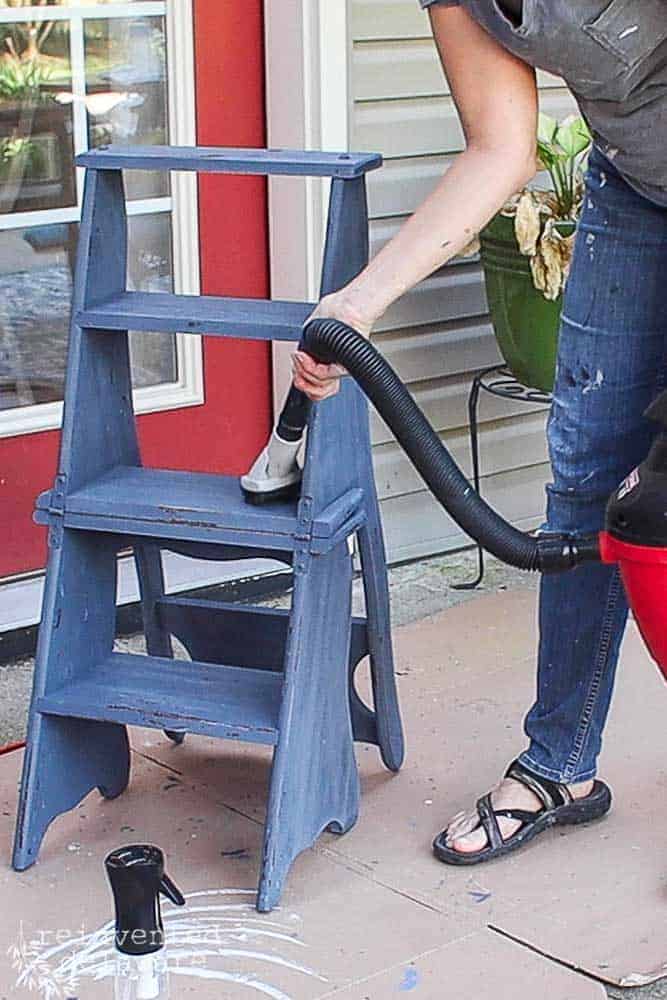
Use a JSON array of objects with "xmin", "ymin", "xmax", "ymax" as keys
[{"xmin": 301, "ymin": 318, "xmax": 600, "ymax": 574}]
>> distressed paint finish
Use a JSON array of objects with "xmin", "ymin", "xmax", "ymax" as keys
[
  {"xmin": 76, "ymin": 293, "xmax": 314, "ymax": 341},
  {"xmin": 76, "ymin": 145, "xmax": 382, "ymax": 178},
  {"xmin": 12, "ymin": 146, "xmax": 404, "ymax": 911},
  {"xmin": 302, "ymin": 174, "xmax": 404, "ymax": 772},
  {"xmin": 156, "ymin": 598, "xmax": 377, "ymax": 745}
]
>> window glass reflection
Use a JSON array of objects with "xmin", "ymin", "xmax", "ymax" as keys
[
  {"xmin": 0, "ymin": 20, "xmax": 75, "ymax": 214},
  {"xmin": 0, "ymin": 213, "xmax": 176, "ymax": 411},
  {"xmin": 127, "ymin": 212, "xmax": 177, "ymax": 389},
  {"xmin": 85, "ymin": 16, "xmax": 169, "ymax": 200},
  {"xmin": 0, "ymin": 224, "xmax": 72, "ymax": 408},
  {"xmin": 0, "ymin": 4, "xmax": 178, "ymax": 418}
]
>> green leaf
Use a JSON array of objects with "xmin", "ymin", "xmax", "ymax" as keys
[
  {"xmin": 537, "ymin": 112, "xmax": 557, "ymax": 146},
  {"xmin": 570, "ymin": 117, "xmax": 592, "ymax": 155},
  {"xmin": 554, "ymin": 115, "xmax": 591, "ymax": 157},
  {"xmin": 536, "ymin": 140, "xmax": 555, "ymax": 170}
]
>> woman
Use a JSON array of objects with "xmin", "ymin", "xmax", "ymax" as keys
[{"xmin": 291, "ymin": 1, "xmax": 667, "ymax": 863}]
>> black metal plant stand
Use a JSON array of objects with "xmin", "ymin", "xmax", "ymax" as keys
[{"xmin": 453, "ymin": 364, "xmax": 552, "ymax": 590}]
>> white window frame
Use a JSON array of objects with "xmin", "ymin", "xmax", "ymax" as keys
[
  {"xmin": 0, "ymin": 0, "xmax": 203, "ymax": 439},
  {"xmin": 264, "ymin": 0, "xmax": 351, "ymax": 414}
]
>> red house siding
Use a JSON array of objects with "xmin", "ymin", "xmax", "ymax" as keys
[{"xmin": 0, "ymin": 1, "xmax": 271, "ymax": 578}]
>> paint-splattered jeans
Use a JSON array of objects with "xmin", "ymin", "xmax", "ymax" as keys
[{"xmin": 518, "ymin": 143, "xmax": 667, "ymax": 784}]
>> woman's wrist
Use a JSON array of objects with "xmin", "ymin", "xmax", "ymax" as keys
[
  {"xmin": 334, "ymin": 282, "xmax": 387, "ymax": 332},
  {"xmin": 315, "ymin": 286, "xmax": 383, "ymax": 338}
]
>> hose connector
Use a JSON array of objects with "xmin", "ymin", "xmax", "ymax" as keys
[{"xmin": 536, "ymin": 532, "xmax": 601, "ymax": 573}]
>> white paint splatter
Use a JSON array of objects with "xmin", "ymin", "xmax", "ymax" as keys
[
  {"xmin": 9, "ymin": 888, "xmax": 327, "ymax": 999},
  {"xmin": 172, "ymin": 966, "xmax": 294, "ymax": 998},
  {"xmin": 582, "ymin": 370, "xmax": 604, "ymax": 394}
]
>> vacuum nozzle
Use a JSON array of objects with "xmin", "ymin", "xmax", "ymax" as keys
[{"xmin": 240, "ymin": 427, "xmax": 303, "ymax": 503}]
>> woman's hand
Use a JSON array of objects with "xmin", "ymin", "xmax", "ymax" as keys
[{"xmin": 292, "ymin": 291, "xmax": 377, "ymax": 402}]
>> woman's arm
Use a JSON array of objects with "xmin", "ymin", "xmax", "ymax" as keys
[{"xmin": 294, "ymin": 5, "xmax": 538, "ymax": 400}]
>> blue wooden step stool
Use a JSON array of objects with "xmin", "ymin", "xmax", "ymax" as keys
[{"xmin": 12, "ymin": 145, "xmax": 404, "ymax": 912}]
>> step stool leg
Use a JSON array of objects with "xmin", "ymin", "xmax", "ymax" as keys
[
  {"xmin": 134, "ymin": 543, "xmax": 172, "ymax": 658},
  {"xmin": 13, "ymin": 531, "xmax": 130, "ymax": 871},
  {"xmin": 132, "ymin": 544, "xmax": 185, "ymax": 745},
  {"xmin": 257, "ymin": 541, "xmax": 359, "ymax": 912},
  {"xmin": 358, "ymin": 513, "xmax": 405, "ymax": 772},
  {"xmin": 304, "ymin": 171, "xmax": 404, "ymax": 772},
  {"xmin": 13, "ymin": 716, "xmax": 129, "ymax": 870}
]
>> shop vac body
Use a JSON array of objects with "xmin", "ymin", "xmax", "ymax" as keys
[
  {"xmin": 600, "ymin": 391, "xmax": 667, "ymax": 680},
  {"xmin": 600, "ymin": 532, "xmax": 667, "ymax": 679},
  {"xmin": 248, "ymin": 317, "xmax": 667, "ymax": 682}
]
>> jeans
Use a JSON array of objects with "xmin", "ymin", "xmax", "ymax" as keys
[{"xmin": 517, "ymin": 143, "xmax": 667, "ymax": 784}]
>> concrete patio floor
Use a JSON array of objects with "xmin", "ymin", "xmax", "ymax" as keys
[
  {"xmin": 1, "ymin": 552, "xmax": 666, "ymax": 998},
  {"xmin": 0, "ymin": 549, "xmax": 530, "ymax": 748}
]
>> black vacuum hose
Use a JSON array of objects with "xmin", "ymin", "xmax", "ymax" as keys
[{"xmin": 301, "ymin": 317, "xmax": 600, "ymax": 574}]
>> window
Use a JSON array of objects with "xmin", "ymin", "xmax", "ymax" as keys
[{"xmin": 0, "ymin": 0, "xmax": 201, "ymax": 436}]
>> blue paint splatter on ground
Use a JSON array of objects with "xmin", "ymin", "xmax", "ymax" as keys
[
  {"xmin": 469, "ymin": 889, "xmax": 492, "ymax": 903},
  {"xmin": 399, "ymin": 966, "xmax": 420, "ymax": 991},
  {"xmin": 468, "ymin": 880, "xmax": 492, "ymax": 904}
]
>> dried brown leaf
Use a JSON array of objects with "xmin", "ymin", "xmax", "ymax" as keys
[
  {"xmin": 514, "ymin": 191, "xmax": 541, "ymax": 256},
  {"xmin": 536, "ymin": 224, "xmax": 563, "ymax": 300},
  {"xmin": 530, "ymin": 249, "xmax": 548, "ymax": 295}
]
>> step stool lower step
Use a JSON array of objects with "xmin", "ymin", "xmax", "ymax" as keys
[{"xmin": 36, "ymin": 652, "xmax": 281, "ymax": 744}]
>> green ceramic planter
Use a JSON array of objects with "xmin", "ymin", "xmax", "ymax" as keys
[{"xmin": 479, "ymin": 212, "xmax": 575, "ymax": 394}]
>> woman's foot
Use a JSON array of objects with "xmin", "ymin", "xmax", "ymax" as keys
[
  {"xmin": 445, "ymin": 773, "xmax": 594, "ymax": 854},
  {"xmin": 432, "ymin": 759, "xmax": 612, "ymax": 866}
]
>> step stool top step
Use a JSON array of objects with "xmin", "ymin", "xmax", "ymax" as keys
[
  {"xmin": 76, "ymin": 292, "xmax": 314, "ymax": 341},
  {"xmin": 76, "ymin": 145, "xmax": 383, "ymax": 178}
]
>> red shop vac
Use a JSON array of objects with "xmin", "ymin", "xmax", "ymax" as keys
[
  {"xmin": 600, "ymin": 391, "xmax": 667, "ymax": 678},
  {"xmin": 243, "ymin": 318, "xmax": 667, "ymax": 681}
]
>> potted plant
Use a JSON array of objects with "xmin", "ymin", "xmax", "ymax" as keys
[{"xmin": 478, "ymin": 112, "xmax": 592, "ymax": 393}]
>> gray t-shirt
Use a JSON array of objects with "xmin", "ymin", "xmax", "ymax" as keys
[{"xmin": 419, "ymin": 0, "xmax": 667, "ymax": 206}]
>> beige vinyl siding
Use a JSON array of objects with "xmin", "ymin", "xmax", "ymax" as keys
[{"xmin": 350, "ymin": 0, "xmax": 578, "ymax": 562}]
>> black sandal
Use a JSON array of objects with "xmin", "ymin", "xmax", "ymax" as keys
[{"xmin": 432, "ymin": 758, "xmax": 612, "ymax": 866}]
